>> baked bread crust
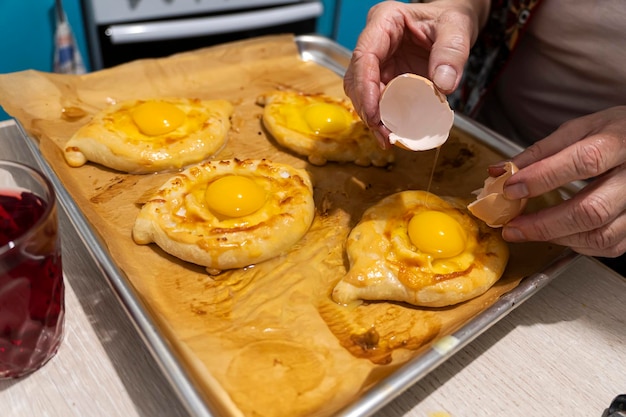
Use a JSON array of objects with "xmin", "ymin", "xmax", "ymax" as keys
[
  {"xmin": 257, "ymin": 90, "xmax": 394, "ymax": 167},
  {"xmin": 64, "ymin": 98, "xmax": 233, "ymax": 173},
  {"xmin": 132, "ymin": 158, "xmax": 315, "ymax": 273},
  {"xmin": 332, "ymin": 190, "xmax": 509, "ymax": 307}
]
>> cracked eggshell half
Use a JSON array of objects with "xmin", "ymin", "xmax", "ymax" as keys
[
  {"xmin": 379, "ymin": 73, "xmax": 454, "ymax": 151},
  {"xmin": 467, "ymin": 161, "xmax": 528, "ymax": 228}
]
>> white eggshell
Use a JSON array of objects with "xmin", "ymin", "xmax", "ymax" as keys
[
  {"xmin": 379, "ymin": 73, "xmax": 454, "ymax": 151},
  {"xmin": 467, "ymin": 161, "xmax": 527, "ymax": 228}
]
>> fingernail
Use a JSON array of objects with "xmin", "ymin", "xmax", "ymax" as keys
[
  {"xmin": 502, "ymin": 226, "xmax": 525, "ymax": 242},
  {"xmin": 433, "ymin": 65, "xmax": 457, "ymax": 92},
  {"xmin": 488, "ymin": 161, "xmax": 507, "ymax": 169},
  {"xmin": 503, "ymin": 183, "xmax": 529, "ymax": 199},
  {"xmin": 487, "ymin": 162, "xmax": 507, "ymax": 176}
]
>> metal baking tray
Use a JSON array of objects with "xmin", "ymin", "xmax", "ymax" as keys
[{"xmin": 12, "ymin": 35, "xmax": 584, "ymax": 417}]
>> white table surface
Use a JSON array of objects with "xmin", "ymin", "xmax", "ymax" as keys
[{"xmin": 1, "ymin": 119, "xmax": 624, "ymax": 417}]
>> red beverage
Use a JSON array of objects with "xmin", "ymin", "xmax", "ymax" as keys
[{"xmin": 0, "ymin": 164, "xmax": 64, "ymax": 379}]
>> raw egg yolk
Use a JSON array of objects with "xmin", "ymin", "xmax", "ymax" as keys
[
  {"xmin": 132, "ymin": 101, "xmax": 185, "ymax": 136},
  {"xmin": 204, "ymin": 175, "xmax": 266, "ymax": 218},
  {"xmin": 408, "ymin": 210, "xmax": 467, "ymax": 259},
  {"xmin": 303, "ymin": 102, "xmax": 350, "ymax": 135}
]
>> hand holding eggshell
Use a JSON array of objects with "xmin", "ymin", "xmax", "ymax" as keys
[
  {"xmin": 496, "ymin": 107, "xmax": 626, "ymax": 257},
  {"xmin": 343, "ymin": 1, "xmax": 485, "ymax": 148}
]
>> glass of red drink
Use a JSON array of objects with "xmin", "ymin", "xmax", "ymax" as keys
[{"xmin": 0, "ymin": 160, "xmax": 64, "ymax": 379}]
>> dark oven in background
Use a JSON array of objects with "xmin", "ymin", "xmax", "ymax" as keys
[{"xmin": 81, "ymin": 0, "xmax": 324, "ymax": 70}]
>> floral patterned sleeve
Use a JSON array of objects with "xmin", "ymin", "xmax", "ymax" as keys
[{"xmin": 448, "ymin": 0, "xmax": 544, "ymax": 115}]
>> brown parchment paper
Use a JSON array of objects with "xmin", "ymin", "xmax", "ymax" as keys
[{"xmin": 0, "ymin": 35, "xmax": 565, "ymax": 417}]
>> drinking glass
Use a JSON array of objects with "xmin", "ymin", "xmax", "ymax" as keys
[{"xmin": 0, "ymin": 160, "xmax": 64, "ymax": 379}]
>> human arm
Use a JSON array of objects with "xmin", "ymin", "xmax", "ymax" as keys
[
  {"xmin": 492, "ymin": 106, "xmax": 626, "ymax": 257},
  {"xmin": 343, "ymin": 0, "xmax": 490, "ymax": 147}
]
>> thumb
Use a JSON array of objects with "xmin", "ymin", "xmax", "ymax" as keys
[{"xmin": 428, "ymin": 25, "xmax": 472, "ymax": 94}]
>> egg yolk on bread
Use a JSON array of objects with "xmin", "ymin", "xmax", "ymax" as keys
[
  {"xmin": 132, "ymin": 159, "xmax": 315, "ymax": 274},
  {"xmin": 257, "ymin": 90, "xmax": 394, "ymax": 167},
  {"xmin": 64, "ymin": 97, "xmax": 233, "ymax": 173},
  {"xmin": 332, "ymin": 190, "xmax": 509, "ymax": 307}
]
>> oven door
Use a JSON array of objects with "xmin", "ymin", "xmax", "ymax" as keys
[{"xmin": 88, "ymin": 1, "xmax": 324, "ymax": 69}]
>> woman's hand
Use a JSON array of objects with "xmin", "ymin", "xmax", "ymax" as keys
[
  {"xmin": 493, "ymin": 106, "xmax": 626, "ymax": 257},
  {"xmin": 343, "ymin": 0, "xmax": 488, "ymax": 148}
]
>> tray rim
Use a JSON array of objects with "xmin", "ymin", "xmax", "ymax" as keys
[{"xmin": 13, "ymin": 34, "xmax": 585, "ymax": 417}]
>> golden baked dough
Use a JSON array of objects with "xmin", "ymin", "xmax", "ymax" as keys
[
  {"xmin": 332, "ymin": 190, "xmax": 509, "ymax": 307},
  {"xmin": 64, "ymin": 98, "xmax": 233, "ymax": 173},
  {"xmin": 257, "ymin": 90, "xmax": 394, "ymax": 167},
  {"xmin": 132, "ymin": 158, "xmax": 315, "ymax": 274}
]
